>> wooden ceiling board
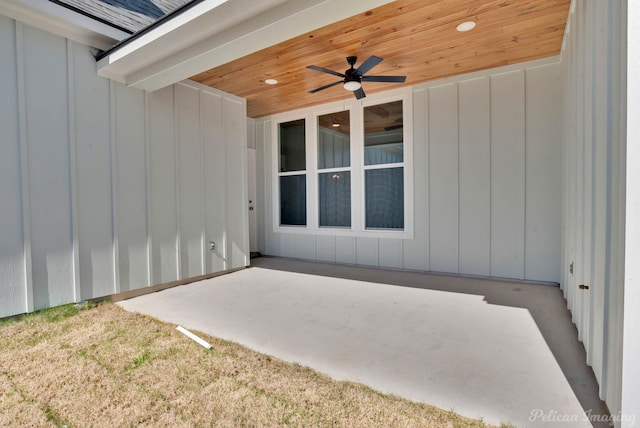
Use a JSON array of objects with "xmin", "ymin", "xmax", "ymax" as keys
[{"xmin": 190, "ymin": 0, "xmax": 570, "ymax": 118}]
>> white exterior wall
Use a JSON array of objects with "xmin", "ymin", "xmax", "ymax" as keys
[
  {"xmin": 560, "ymin": 0, "xmax": 629, "ymax": 423},
  {"xmin": 254, "ymin": 59, "xmax": 562, "ymax": 283},
  {"xmin": 0, "ymin": 16, "xmax": 249, "ymax": 318},
  {"xmin": 622, "ymin": 0, "xmax": 640, "ymax": 425}
]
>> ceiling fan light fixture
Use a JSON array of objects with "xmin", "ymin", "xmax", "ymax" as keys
[{"xmin": 343, "ymin": 80, "xmax": 361, "ymax": 91}]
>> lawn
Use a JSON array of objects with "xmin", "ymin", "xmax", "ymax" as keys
[{"xmin": 0, "ymin": 302, "xmax": 496, "ymax": 427}]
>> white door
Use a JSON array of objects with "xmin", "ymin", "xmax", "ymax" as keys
[{"xmin": 247, "ymin": 148, "xmax": 258, "ymax": 253}]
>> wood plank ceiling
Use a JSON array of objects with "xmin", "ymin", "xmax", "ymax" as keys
[{"xmin": 191, "ymin": 0, "xmax": 570, "ymax": 118}]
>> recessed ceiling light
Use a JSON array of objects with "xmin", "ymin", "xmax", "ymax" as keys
[
  {"xmin": 331, "ymin": 123, "xmax": 340, "ymax": 128},
  {"xmin": 265, "ymin": 78, "xmax": 278, "ymax": 85},
  {"xmin": 456, "ymin": 21, "xmax": 476, "ymax": 32}
]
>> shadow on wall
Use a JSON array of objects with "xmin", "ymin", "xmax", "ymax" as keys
[{"xmin": 99, "ymin": 0, "xmax": 164, "ymax": 19}]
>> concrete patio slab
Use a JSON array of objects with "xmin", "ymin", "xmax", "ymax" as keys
[{"xmin": 117, "ymin": 257, "xmax": 607, "ymax": 427}]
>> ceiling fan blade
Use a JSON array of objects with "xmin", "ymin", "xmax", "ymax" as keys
[
  {"xmin": 309, "ymin": 80, "xmax": 343, "ymax": 93},
  {"xmin": 307, "ymin": 65, "xmax": 345, "ymax": 78},
  {"xmin": 362, "ymin": 75, "xmax": 407, "ymax": 83},
  {"xmin": 354, "ymin": 87, "xmax": 366, "ymax": 100},
  {"xmin": 355, "ymin": 55, "xmax": 383, "ymax": 75}
]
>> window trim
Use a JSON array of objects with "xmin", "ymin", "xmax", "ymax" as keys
[{"xmin": 271, "ymin": 86, "xmax": 413, "ymax": 239}]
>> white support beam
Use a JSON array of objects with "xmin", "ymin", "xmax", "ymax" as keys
[{"xmin": 97, "ymin": 0, "xmax": 395, "ymax": 91}]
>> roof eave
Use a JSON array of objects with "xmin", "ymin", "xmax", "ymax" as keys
[{"xmin": 0, "ymin": 0, "xmax": 130, "ymax": 50}]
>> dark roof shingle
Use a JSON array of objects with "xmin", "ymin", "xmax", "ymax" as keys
[{"xmin": 52, "ymin": 0, "xmax": 194, "ymax": 33}]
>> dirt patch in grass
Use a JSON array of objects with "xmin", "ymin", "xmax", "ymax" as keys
[{"xmin": 0, "ymin": 302, "xmax": 497, "ymax": 427}]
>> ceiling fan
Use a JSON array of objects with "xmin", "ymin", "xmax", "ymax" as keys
[{"xmin": 307, "ymin": 55, "xmax": 406, "ymax": 100}]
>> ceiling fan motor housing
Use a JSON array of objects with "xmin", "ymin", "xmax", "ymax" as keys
[
  {"xmin": 345, "ymin": 57, "xmax": 361, "ymax": 84},
  {"xmin": 344, "ymin": 69, "xmax": 361, "ymax": 83}
]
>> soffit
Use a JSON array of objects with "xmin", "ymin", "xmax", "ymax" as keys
[{"xmin": 190, "ymin": 0, "xmax": 570, "ymax": 118}]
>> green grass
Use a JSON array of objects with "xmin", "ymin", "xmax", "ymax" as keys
[
  {"xmin": 0, "ymin": 302, "xmax": 89, "ymax": 328},
  {"xmin": 125, "ymin": 350, "xmax": 153, "ymax": 371}
]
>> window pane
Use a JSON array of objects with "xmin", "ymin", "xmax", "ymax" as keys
[
  {"xmin": 364, "ymin": 100, "xmax": 403, "ymax": 166},
  {"xmin": 365, "ymin": 168, "xmax": 404, "ymax": 229},
  {"xmin": 318, "ymin": 110, "xmax": 350, "ymax": 169},
  {"xmin": 280, "ymin": 175, "xmax": 306, "ymax": 226},
  {"xmin": 279, "ymin": 119, "xmax": 306, "ymax": 172},
  {"xmin": 319, "ymin": 171, "xmax": 351, "ymax": 227}
]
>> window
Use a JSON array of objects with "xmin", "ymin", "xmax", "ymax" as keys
[
  {"xmin": 273, "ymin": 88, "xmax": 412, "ymax": 238},
  {"xmin": 318, "ymin": 110, "xmax": 351, "ymax": 228},
  {"xmin": 365, "ymin": 168, "xmax": 404, "ymax": 229},
  {"xmin": 278, "ymin": 119, "xmax": 306, "ymax": 226},
  {"xmin": 363, "ymin": 100, "xmax": 404, "ymax": 229}
]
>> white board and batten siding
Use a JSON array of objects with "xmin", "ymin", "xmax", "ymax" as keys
[
  {"xmin": 623, "ymin": 0, "xmax": 640, "ymax": 424},
  {"xmin": 255, "ymin": 58, "xmax": 562, "ymax": 284},
  {"xmin": 0, "ymin": 17, "xmax": 249, "ymax": 318},
  {"xmin": 561, "ymin": 0, "xmax": 629, "ymax": 421}
]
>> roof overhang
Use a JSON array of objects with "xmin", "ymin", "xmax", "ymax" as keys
[
  {"xmin": 96, "ymin": 0, "xmax": 395, "ymax": 92},
  {"xmin": 0, "ymin": 0, "xmax": 129, "ymax": 51}
]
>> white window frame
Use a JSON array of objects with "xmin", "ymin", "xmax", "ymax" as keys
[{"xmin": 271, "ymin": 86, "xmax": 413, "ymax": 239}]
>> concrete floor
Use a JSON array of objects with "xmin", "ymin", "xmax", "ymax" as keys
[{"xmin": 117, "ymin": 257, "xmax": 608, "ymax": 427}]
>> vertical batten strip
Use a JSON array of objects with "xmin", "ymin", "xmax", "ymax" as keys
[
  {"xmin": 456, "ymin": 82, "xmax": 461, "ymax": 274},
  {"xmin": 173, "ymin": 85, "xmax": 182, "ymax": 279},
  {"xmin": 522, "ymin": 69, "xmax": 528, "ymax": 280},
  {"xmin": 261, "ymin": 120, "xmax": 274, "ymax": 256},
  {"xmin": 609, "ymin": 0, "xmax": 625, "ymax": 413},
  {"xmin": 612, "ymin": 0, "xmax": 625, "ymax": 412},
  {"xmin": 109, "ymin": 81, "xmax": 120, "ymax": 294},
  {"xmin": 426, "ymin": 88, "xmax": 432, "ymax": 272},
  {"xmin": 256, "ymin": 121, "xmax": 266, "ymax": 254},
  {"xmin": 144, "ymin": 91, "xmax": 153, "ymax": 287},
  {"xmin": 568, "ymin": 3, "xmax": 580, "ymax": 316},
  {"xmin": 591, "ymin": 0, "xmax": 609, "ymax": 386},
  {"xmin": 602, "ymin": 0, "xmax": 615, "ymax": 401},
  {"xmin": 520, "ymin": 69, "xmax": 526, "ymax": 281},
  {"xmin": 455, "ymin": 83, "xmax": 460, "ymax": 274},
  {"xmin": 199, "ymin": 91, "xmax": 207, "ymax": 275},
  {"xmin": 240, "ymin": 101, "xmax": 250, "ymax": 267},
  {"xmin": 582, "ymin": 0, "xmax": 595, "ymax": 351},
  {"xmin": 221, "ymin": 98, "xmax": 228, "ymax": 270},
  {"xmin": 424, "ymin": 89, "xmax": 430, "ymax": 272},
  {"xmin": 487, "ymin": 75, "xmax": 493, "ymax": 277},
  {"xmin": 15, "ymin": 21, "xmax": 33, "ymax": 313},
  {"xmin": 66, "ymin": 39, "xmax": 81, "ymax": 302}
]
